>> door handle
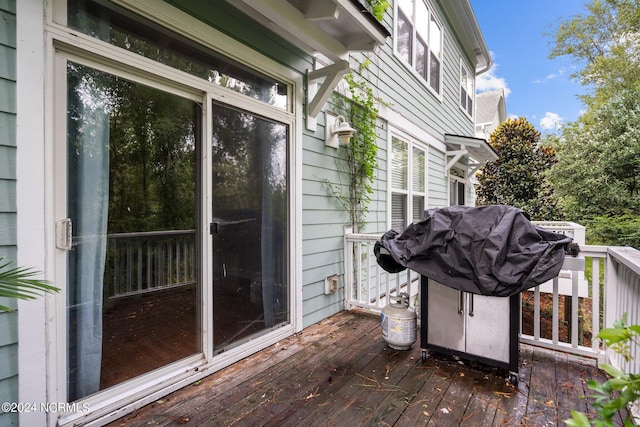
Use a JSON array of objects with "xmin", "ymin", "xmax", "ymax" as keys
[
  {"xmin": 469, "ymin": 293, "xmax": 474, "ymax": 317},
  {"xmin": 56, "ymin": 218, "xmax": 73, "ymax": 250},
  {"xmin": 210, "ymin": 218, "xmax": 256, "ymax": 234},
  {"xmin": 458, "ymin": 290, "xmax": 464, "ymax": 315}
]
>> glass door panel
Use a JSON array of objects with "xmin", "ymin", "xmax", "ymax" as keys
[
  {"xmin": 66, "ymin": 62, "xmax": 201, "ymax": 401},
  {"xmin": 211, "ymin": 103, "xmax": 289, "ymax": 352}
]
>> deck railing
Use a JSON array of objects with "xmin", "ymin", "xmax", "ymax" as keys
[
  {"xmin": 343, "ymin": 227, "xmax": 640, "ymax": 369},
  {"xmin": 104, "ymin": 229, "xmax": 196, "ymax": 299},
  {"xmin": 343, "ymin": 227, "xmax": 421, "ymax": 312},
  {"xmin": 603, "ymin": 246, "xmax": 640, "ymax": 374}
]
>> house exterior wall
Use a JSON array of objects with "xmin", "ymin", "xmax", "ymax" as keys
[
  {"xmin": 303, "ymin": 0, "xmax": 480, "ymax": 323},
  {"xmin": 11, "ymin": 0, "xmax": 485, "ymax": 425},
  {"xmin": 372, "ymin": 2, "xmax": 476, "ymax": 140},
  {"xmin": 0, "ymin": 1, "xmax": 18, "ymax": 425}
]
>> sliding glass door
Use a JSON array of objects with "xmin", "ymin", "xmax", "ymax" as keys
[
  {"xmin": 59, "ymin": 1, "xmax": 294, "ymax": 403},
  {"xmin": 65, "ymin": 62, "xmax": 201, "ymax": 401},
  {"xmin": 63, "ymin": 60, "xmax": 292, "ymax": 402},
  {"xmin": 210, "ymin": 104, "xmax": 289, "ymax": 352}
]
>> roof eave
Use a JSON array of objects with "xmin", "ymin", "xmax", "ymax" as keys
[
  {"xmin": 225, "ymin": 0, "xmax": 390, "ymax": 61},
  {"xmin": 439, "ymin": 0, "xmax": 491, "ymax": 75}
]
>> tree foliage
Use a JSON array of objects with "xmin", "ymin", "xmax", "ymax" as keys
[
  {"xmin": 549, "ymin": 86, "xmax": 640, "ymax": 221},
  {"xmin": 548, "ymin": 0, "xmax": 640, "ymax": 107},
  {"xmin": 476, "ymin": 118, "xmax": 563, "ymax": 220},
  {"xmin": 545, "ymin": 0, "xmax": 640, "ymax": 246}
]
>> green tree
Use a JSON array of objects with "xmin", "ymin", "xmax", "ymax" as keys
[
  {"xmin": 548, "ymin": 0, "xmax": 640, "ymax": 108},
  {"xmin": 549, "ymin": 86, "xmax": 640, "ymax": 221},
  {"xmin": 476, "ymin": 118, "xmax": 563, "ymax": 220},
  {"xmin": 546, "ymin": 0, "xmax": 640, "ymax": 247}
]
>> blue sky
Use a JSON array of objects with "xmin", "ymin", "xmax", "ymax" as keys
[{"xmin": 471, "ymin": 1, "xmax": 589, "ymax": 132}]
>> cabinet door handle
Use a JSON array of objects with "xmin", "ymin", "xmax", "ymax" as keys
[
  {"xmin": 458, "ymin": 291, "xmax": 464, "ymax": 315},
  {"xmin": 469, "ymin": 293, "xmax": 474, "ymax": 317}
]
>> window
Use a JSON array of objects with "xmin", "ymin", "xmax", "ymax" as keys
[
  {"xmin": 391, "ymin": 135, "xmax": 427, "ymax": 230},
  {"xmin": 460, "ymin": 61, "xmax": 474, "ymax": 118},
  {"xmin": 66, "ymin": 0, "xmax": 289, "ymax": 110},
  {"xmin": 395, "ymin": 0, "xmax": 442, "ymax": 94}
]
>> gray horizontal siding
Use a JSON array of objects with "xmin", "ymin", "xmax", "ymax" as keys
[
  {"xmin": 428, "ymin": 146, "xmax": 448, "ymax": 208},
  {"xmin": 0, "ymin": 44, "xmax": 15, "ymax": 80},
  {"xmin": 0, "ymin": 79, "xmax": 15, "ymax": 114},
  {"xmin": 164, "ymin": 0, "xmax": 312, "ymax": 73},
  {"xmin": 0, "ymin": 145, "xmax": 15, "ymax": 179},
  {"xmin": 0, "ymin": 2, "xmax": 17, "ymax": 421},
  {"xmin": 300, "ymin": 114, "xmax": 388, "ymax": 326},
  {"xmin": 0, "ymin": 376, "xmax": 18, "ymax": 426},
  {"xmin": 0, "ymin": 113, "xmax": 16, "ymax": 147}
]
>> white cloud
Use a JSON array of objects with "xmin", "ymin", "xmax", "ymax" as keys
[
  {"xmin": 539, "ymin": 112, "xmax": 564, "ymax": 130},
  {"xmin": 533, "ymin": 67, "xmax": 566, "ymax": 84},
  {"xmin": 476, "ymin": 56, "xmax": 512, "ymax": 97}
]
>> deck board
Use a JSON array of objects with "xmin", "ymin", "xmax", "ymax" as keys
[{"xmin": 109, "ymin": 310, "xmax": 629, "ymax": 427}]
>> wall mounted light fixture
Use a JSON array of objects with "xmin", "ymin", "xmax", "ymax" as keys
[{"xmin": 325, "ymin": 114, "xmax": 356, "ymax": 148}]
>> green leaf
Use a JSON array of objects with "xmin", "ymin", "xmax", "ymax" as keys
[
  {"xmin": 0, "ymin": 258, "xmax": 59, "ymax": 312},
  {"xmin": 564, "ymin": 410, "xmax": 591, "ymax": 427},
  {"xmin": 600, "ymin": 364, "xmax": 626, "ymax": 379},
  {"xmin": 598, "ymin": 328, "xmax": 631, "ymax": 344}
]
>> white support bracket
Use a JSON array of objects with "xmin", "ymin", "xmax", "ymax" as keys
[
  {"xmin": 306, "ymin": 60, "xmax": 351, "ymax": 130},
  {"xmin": 466, "ymin": 162, "xmax": 481, "ymax": 179},
  {"xmin": 445, "ymin": 149, "xmax": 468, "ymax": 173}
]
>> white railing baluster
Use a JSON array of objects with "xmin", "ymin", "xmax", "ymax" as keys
[
  {"xmin": 127, "ymin": 241, "xmax": 134, "ymax": 294},
  {"xmin": 105, "ymin": 230, "xmax": 197, "ymax": 299},
  {"xmin": 366, "ymin": 241, "xmax": 372, "ymax": 305},
  {"xmin": 571, "ymin": 270, "xmax": 579, "ymax": 348},
  {"xmin": 591, "ymin": 256, "xmax": 600, "ymax": 353},
  {"xmin": 375, "ymin": 258, "xmax": 381, "ymax": 308},
  {"xmin": 534, "ymin": 286, "xmax": 540, "ymax": 340},
  {"xmin": 113, "ymin": 239, "xmax": 119, "ymax": 296},
  {"xmin": 552, "ymin": 277, "xmax": 559, "ymax": 344},
  {"xmin": 356, "ymin": 242, "xmax": 362, "ymax": 305}
]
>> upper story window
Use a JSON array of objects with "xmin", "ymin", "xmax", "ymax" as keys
[
  {"xmin": 395, "ymin": 0, "xmax": 442, "ymax": 95},
  {"xmin": 390, "ymin": 135, "xmax": 427, "ymax": 230},
  {"xmin": 459, "ymin": 61, "xmax": 474, "ymax": 118},
  {"xmin": 65, "ymin": 0, "xmax": 289, "ymax": 110}
]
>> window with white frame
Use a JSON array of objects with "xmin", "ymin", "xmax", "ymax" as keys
[
  {"xmin": 460, "ymin": 61, "xmax": 474, "ymax": 118},
  {"xmin": 395, "ymin": 0, "xmax": 442, "ymax": 94},
  {"xmin": 391, "ymin": 135, "xmax": 427, "ymax": 230}
]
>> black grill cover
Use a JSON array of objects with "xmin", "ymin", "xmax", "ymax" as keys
[{"xmin": 375, "ymin": 205, "xmax": 573, "ymax": 297}]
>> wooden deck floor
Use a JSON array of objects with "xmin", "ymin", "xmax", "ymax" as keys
[{"xmin": 109, "ymin": 310, "xmax": 627, "ymax": 427}]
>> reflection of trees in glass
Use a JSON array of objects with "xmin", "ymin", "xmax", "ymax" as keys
[
  {"xmin": 108, "ymin": 82, "xmax": 197, "ymax": 233},
  {"xmin": 211, "ymin": 107, "xmax": 287, "ymax": 218},
  {"xmin": 68, "ymin": 63, "xmax": 197, "ymax": 234},
  {"xmin": 211, "ymin": 108, "xmax": 256, "ymax": 214},
  {"xmin": 68, "ymin": 0, "xmax": 287, "ymax": 109}
]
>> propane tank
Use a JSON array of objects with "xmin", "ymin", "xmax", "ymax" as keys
[{"xmin": 381, "ymin": 293, "xmax": 417, "ymax": 350}]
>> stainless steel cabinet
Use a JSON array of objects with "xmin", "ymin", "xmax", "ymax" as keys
[{"xmin": 420, "ymin": 278, "xmax": 519, "ymax": 383}]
